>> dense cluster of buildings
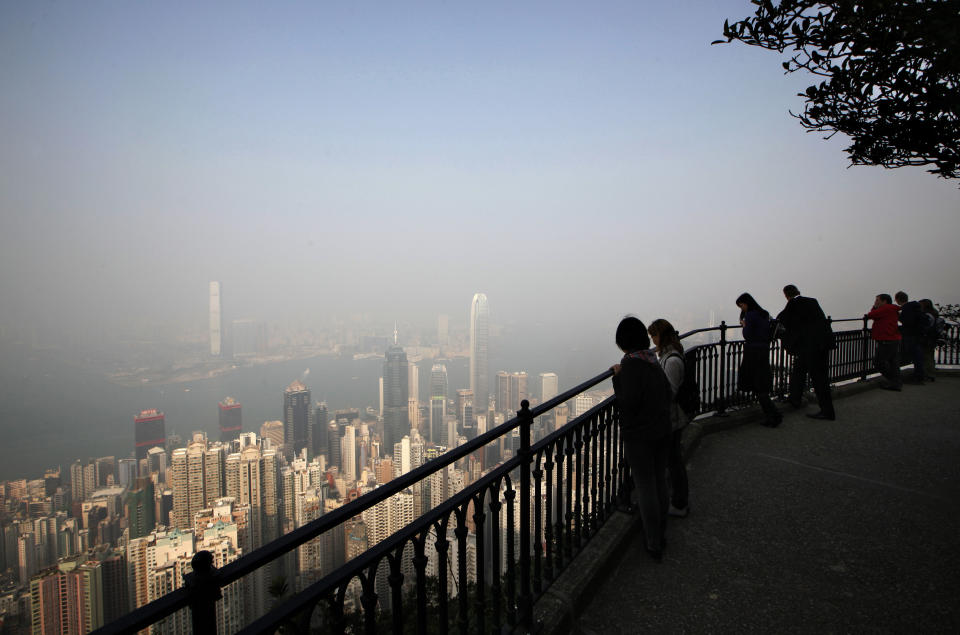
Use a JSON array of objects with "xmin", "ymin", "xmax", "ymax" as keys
[{"xmin": 0, "ymin": 292, "xmax": 610, "ymax": 633}]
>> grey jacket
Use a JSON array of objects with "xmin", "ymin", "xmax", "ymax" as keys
[{"xmin": 658, "ymin": 345, "xmax": 689, "ymax": 431}]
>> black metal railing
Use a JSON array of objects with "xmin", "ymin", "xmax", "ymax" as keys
[
  {"xmin": 681, "ymin": 317, "xmax": 959, "ymax": 416},
  {"xmin": 94, "ymin": 317, "xmax": 959, "ymax": 635}
]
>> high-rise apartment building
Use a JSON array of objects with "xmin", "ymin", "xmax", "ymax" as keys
[
  {"xmin": 429, "ymin": 364, "xmax": 448, "ymax": 445},
  {"xmin": 209, "ymin": 281, "xmax": 222, "ymax": 357},
  {"xmin": 539, "ymin": 372, "xmax": 559, "ymax": 404},
  {"xmin": 382, "ymin": 330, "xmax": 409, "ymax": 454},
  {"xmin": 496, "ymin": 371, "xmax": 529, "ymax": 414},
  {"xmin": 170, "ymin": 439, "xmax": 225, "ymax": 530},
  {"xmin": 126, "ymin": 477, "xmax": 156, "ymax": 539},
  {"xmin": 341, "ymin": 425, "xmax": 357, "ymax": 483},
  {"xmin": 283, "ymin": 381, "xmax": 312, "ymax": 459},
  {"xmin": 456, "ymin": 389, "xmax": 474, "ymax": 434},
  {"xmin": 313, "ymin": 402, "xmax": 329, "ymax": 458},
  {"xmin": 470, "ymin": 293, "xmax": 490, "ymax": 418},
  {"xmin": 218, "ymin": 397, "xmax": 242, "ymax": 443},
  {"xmin": 134, "ymin": 409, "xmax": 166, "ymax": 462}
]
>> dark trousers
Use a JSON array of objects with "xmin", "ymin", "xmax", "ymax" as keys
[
  {"xmin": 875, "ymin": 340, "xmax": 902, "ymax": 388},
  {"xmin": 789, "ymin": 349, "xmax": 834, "ymax": 417},
  {"xmin": 922, "ymin": 340, "xmax": 936, "ymax": 379},
  {"xmin": 667, "ymin": 429, "xmax": 688, "ymax": 510},
  {"xmin": 903, "ymin": 335, "xmax": 925, "ymax": 381},
  {"xmin": 622, "ymin": 432, "xmax": 669, "ymax": 551},
  {"xmin": 758, "ymin": 393, "xmax": 782, "ymax": 423}
]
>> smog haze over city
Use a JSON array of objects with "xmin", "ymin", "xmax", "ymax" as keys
[{"xmin": 1, "ymin": 4, "xmax": 957, "ymax": 482}]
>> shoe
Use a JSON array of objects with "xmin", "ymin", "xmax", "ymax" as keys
[
  {"xmin": 668, "ymin": 504, "xmax": 689, "ymax": 518},
  {"xmin": 762, "ymin": 416, "xmax": 782, "ymax": 428},
  {"xmin": 881, "ymin": 385, "xmax": 902, "ymax": 392},
  {"xmin": 787, "ymin": 400, "xmax": 803, "ymax": 409},
  {"xmin": 806, "ymin": 412, "xmax": 835, "ymax": 421},
  {"xmin": 903, "ymin": 378, "xmax": 925, "ymax": 385}
]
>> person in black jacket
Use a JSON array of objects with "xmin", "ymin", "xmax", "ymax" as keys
[
  {"xmin": 776, "ymin": 285, "xmax": 836, "ymax": 420},
  {"xmin": 895, "ymin": 291, "xmax": 926, "ymax": 383},
  {"xmin": 611, "ymin": 316, "xmax": 672, "ymax": 561},
  {"xmin": 737, "ymin": 293, "xmax": 782, "ymax": 427}
]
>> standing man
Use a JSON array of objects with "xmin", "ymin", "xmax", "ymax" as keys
[
  {"xmin": 867, "ymin": 294, "xmax": 902, "ymax": 391},
  {"xmin": 895, "ymin": 291, "xmax": 926, "ymax": 384},
  {"xmin": 777, "ymin": 284, "xmax": 836, "ymax": 420}
]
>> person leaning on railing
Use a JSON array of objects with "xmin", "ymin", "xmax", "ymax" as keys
[
  {"xmin": 736, "ymin": 293, "xmax": 783, "ymax": 428},
  {"xmin": 866, "ymin": 293, "xmax": 903, "ymax": 391},
  {"xmin": 646, "ymin": 318, "xmax": 690, "ymax": 518},
  {"xmin": 610, "ymin": 316, "xmax": 673, "ymax": 562},
  {"xmin": 918, "ymin": 299, "xmax": 943, "ymax": 382},
  {"xmin": 777, "ymin": 284, "xmax": 837, "ymax": 421},
  {"xmin": 896, "ymin": 291, "xmax": 927, "ymax": 384}
]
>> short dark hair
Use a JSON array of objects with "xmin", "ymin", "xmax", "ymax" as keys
[
  {"xmin": 616, "ymin": 316, "xmax": 650, "ymax": 352},
  {"xmin": 877, "ymin": 293, "xmax": 893, "ymax": 304},
  {"xmin": 783, "ymin": 284, "xmax": 800, "ymax": 299},
  {"xmin": 895, "ymin": 291, "xmax": 908, "ymax": 303}
]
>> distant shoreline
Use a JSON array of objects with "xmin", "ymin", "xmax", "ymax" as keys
[
  {"xmin": 104, "ymin": 347, "xmax": 470, "ymax": 387},
  {"xmin": 105, "ymin": 348, "xmax": 336, "ymax": 387}
]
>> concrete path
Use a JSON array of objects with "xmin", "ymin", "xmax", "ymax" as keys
[{"xmin": 573, "ymin": 376, "xmax": 960, "ymax": 634}]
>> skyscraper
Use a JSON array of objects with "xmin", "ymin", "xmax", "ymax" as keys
[
  {"xmin": 283, "ymin": 381, "xmax": 312, "ymax": 459},
  {"xmin": 218, "ymin": 397, "xmax": 242, "ymax": 443},
  {"xmin": 470, "ymin": 293, "xmax": 490, "ymax": 419},
  {"xmin": 134, "ymin": 409, "xmax": 166, "ymax": 462},
  {"xmin": 539, "ymin": 372, "xmax": 559, "ymax": 404},
  {"xmin": 209, "ymin": 281, "xmax": 222, "ymax": 357},
  {"xmin": 169, "ymin": 438, "xmax": 225, "ymax": 530},
  {"xmin": 313, "ymin": 401, "xmax": 329, "ymax": 458},
  {"xmin": 126, "ymin": 477, "xmax": 155, "ymax": 539},
  {"xmin": 382, "ymin": 328, "xmax": 409, "ymax": 454},
  {"xmin": 429, "ymin": 364, "xmax": 448, "ymax": 445}
]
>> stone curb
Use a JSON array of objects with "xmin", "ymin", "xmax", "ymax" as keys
[{"xmin": 525, "ymin": 370, "xmax": 960, "ymax": 634}]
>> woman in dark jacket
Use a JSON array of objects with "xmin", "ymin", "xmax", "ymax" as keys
[
  {"xmin": 611, "ymin": 316, "xmax": 672, "ymax": 560},
  {"xmin": 737, "ymin": 293, "xmax": 782, "ymax": 427}
]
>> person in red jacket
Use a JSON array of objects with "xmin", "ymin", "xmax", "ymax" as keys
[{"xmin": 866, "ymin": 294, "xmax": 902, "ymax": 391}]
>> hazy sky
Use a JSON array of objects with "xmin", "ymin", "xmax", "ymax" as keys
[{"xmin": 1, "ymin": 0, "xmax": 958, "ymax": 343}]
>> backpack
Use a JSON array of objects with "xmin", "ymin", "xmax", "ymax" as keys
[
  {"xmin": 667, "ymin": 352, "xmax": 700, "ymax": 418},
  {"xmin": 926, "ymin": 315, "xmax": 946, "ymax": 345}
]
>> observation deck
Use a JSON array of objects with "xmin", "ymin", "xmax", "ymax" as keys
[
  {"xmin": 561, "ymin": 373, "xmax": 960, "ymax": 633},
  {"xmin": 94, "ymin": 319, "xmax": 959, "ymax": 634}
]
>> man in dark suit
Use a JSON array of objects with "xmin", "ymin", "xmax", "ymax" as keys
[{"xmin": 776, "ymin": 284, "xmax": 836, "ymax": 420}]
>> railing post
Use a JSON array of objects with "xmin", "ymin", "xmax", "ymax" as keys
[
  {"xmin": 186, "ymin": 550, "xmax": 220, "ymax": 635},
  {"xmin": 716, "ymin": 321, "xmax": 728, "ymax": 416},
  {"xmin": 517, "ymin": 400, "xmax": 534, "ymax": 630},
  {"xmin": 861, "ymin": 315, "xmax": 870, "ymax": 381},
  {"xmin": 826, "ymin": 315, "xmax": 834, "ymax": 380}
]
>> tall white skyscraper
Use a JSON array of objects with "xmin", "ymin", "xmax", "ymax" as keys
[
  {"xmin": 539, "ymin": 373, "xmax": 559, "ymax": 404},
  {"xmin": 209, "ymin": 281, "xmax": 222, "ymax": 356},
  {"xmin": 469, "ymin": 293, "xmax": 490, "ymax": 420},
  {"xmin": 341, "ymin": 425, "xmax": 357, "ymax": 483}
]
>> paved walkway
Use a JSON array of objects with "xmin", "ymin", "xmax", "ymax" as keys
[{"xmin": 573, "ymin": 376, "xmax": 960, "ymax": 634}]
